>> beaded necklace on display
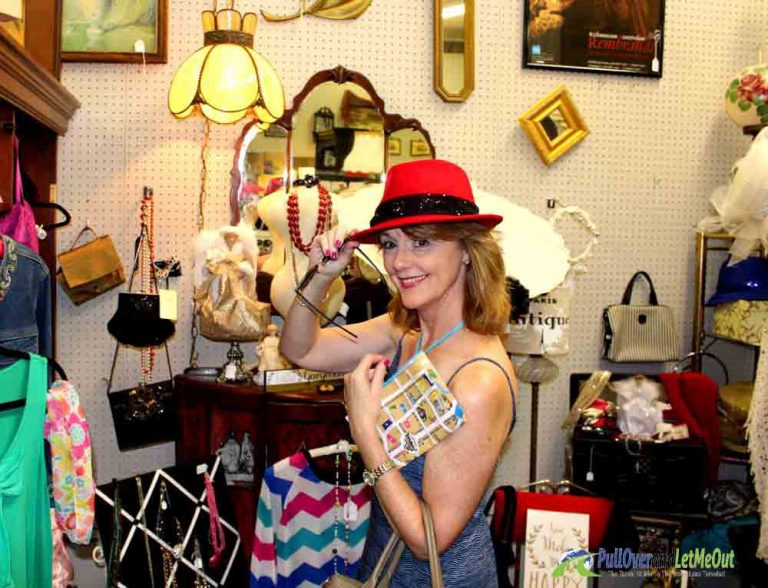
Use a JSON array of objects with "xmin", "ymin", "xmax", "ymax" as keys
[
  {"xmin": 331, "ymin": 449, "xmax": 353, "ymax": 576},
  {"xmin": 135, "ymin": 477, "xmax": 156, "ymax": 588},
  {"xmin": 286, "ymin": 184, "xmax": 332, "ymax": 254},
  {"xmin": 155, "ymin": 481, "xmax": 181, "ymax": 588},
  {"xmin": 344, "ymin": 446, "xmax": 352, "ymax": 569},
  {"xmin": 140, "ymin": 188, "xmax": 156, "ymax": 383}
]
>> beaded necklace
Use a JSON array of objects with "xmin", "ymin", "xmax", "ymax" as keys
[
  {"xmin": 286, "ymin": 185, "xmax": 332, "ymax": 255},
  {"xmin": 332, "ymin": 448, "xmax": 353, "ymax": 576},
  {"xmin": 139, "ymin": 188, "xmax": 156, "ymax": 383}
]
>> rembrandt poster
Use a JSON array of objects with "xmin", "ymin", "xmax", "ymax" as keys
[{"xmin": 524, "ymin": 0, "xmax": 665, "ymax": 77}]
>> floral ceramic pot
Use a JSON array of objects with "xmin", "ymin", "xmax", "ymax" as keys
[{"xmin": 725, "ymin": 64, "xmax": 768, "ymax": 128}]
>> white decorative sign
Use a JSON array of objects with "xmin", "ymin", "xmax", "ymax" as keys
[{"xmin": 523, "ymin": 509, "xmax": 592, "ymax": 588}]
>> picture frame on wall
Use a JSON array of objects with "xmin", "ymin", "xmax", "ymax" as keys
[
  {"xmin": 410, "ymin": 139, "xmax": 431, "ymax": 157},
  {"xmin": 523, "ymin": 0, "xmax": 665, "ymax": 77},
  {"xmin": 388, "ymin": 137, "xmax": 401, "ymax": 156},
  {"xmin": 61, "ymin": 0, "xmax": 168, "ymax": 63}
]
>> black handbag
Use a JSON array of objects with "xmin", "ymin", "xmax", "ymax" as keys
[
  {"xmin": 107, "ymin": 190, "xmax": 176, "ymax": 451},
  {"xmin": 107, "ymin": 219, "xmax": 175, "ymax": 347},
  {"xmin": 107, "ymin": 341, "xmax": 175, "ymax": 451},
  {"xmin": 108, "ymin": 292, "xmax": 175, "ymax": 347}
]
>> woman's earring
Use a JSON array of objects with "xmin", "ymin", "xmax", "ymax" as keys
[{"xmin": 463, "ymin": 259, "xmax": 470, "ymax": 266}]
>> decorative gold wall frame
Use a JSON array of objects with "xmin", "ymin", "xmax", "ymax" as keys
[
  {"xmin": 433, "ymin": 0, "xmax": 474, "ymax": 102},
  {"xmin": 261, "ymin": 0, "xmax": 372, "ymax": 22},
  {"xmin": 519, "ymin": 86, "xmax": 589, "ymax": 165}
]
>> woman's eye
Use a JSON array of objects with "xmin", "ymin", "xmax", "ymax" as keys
[
  {"xmin": 380, "ymin": 240, "xmax": 396, "ymax": 250},
  {"xmin": 414, "ymin": 239, "xmax": 430, "ymax": 248}
]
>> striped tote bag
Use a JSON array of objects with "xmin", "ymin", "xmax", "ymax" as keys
[{"xmin": 602, "ymin": 271, "xmax": 680, "ymax": 363}]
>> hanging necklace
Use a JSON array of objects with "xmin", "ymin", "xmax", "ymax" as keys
[
  {"xmin": 331, "ymin": 449, "xmax": 353, "ymax": 576},
  {"xmin": 155, "ymin": 481, "xmax": 182, "ymax": 588},
  {"xmin": 342, "ymin": 446, "xmax": 353, "ymax": 570},
  {"xmin": 286, "ymin": 185, "xmax": 332, "ymax": 255}
]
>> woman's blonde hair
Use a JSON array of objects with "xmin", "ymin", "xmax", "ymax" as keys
[{"xmin": 386, "ymin": 222, "xmax": 511, "ymax": 337}]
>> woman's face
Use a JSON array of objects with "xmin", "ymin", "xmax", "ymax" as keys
[{"xmin": 379, "ymin": 228, "xmax": 467, "ymax": 311}]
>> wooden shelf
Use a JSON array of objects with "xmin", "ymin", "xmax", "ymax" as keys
[{"xmin": 0, "ymin": 28, "xmax": 79, "ymax": 135}]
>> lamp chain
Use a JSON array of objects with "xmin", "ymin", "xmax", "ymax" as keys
[
  {"xmin": 189, "ymin": 118, "xmax": 211, "ymax": 369},
  {"xmin": 198, "ymin": 118, "xmax": 211, "ymax": 231}
]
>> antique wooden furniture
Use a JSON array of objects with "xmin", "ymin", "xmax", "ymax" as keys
[
  {"xmin": 0, "ymin": 5, "xmax": 80, "ymax": 348},
  {"xmin": 174, "ymin": 374, "xmax": 350, "ymax": 557}
]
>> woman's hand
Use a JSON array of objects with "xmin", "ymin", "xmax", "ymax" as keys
[
  {"xmin": 307, "ymin": 226, "xmax": 359, "ymax": 283},
  {"xmin": 344, "ymin": 353, "xmax": 389, "ymax": 442}
]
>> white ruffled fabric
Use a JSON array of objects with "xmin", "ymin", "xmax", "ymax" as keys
[
  {"xmin": 698, "ymin": 127, "xmax": 768, "ymax": 263},
  {"xmin": 747, "ymin": 328, "xmax": 768, "ymax": 561}
]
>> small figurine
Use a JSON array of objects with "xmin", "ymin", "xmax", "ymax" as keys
[
  {"xmin": 217, "ymin": 432, "xmax": 242, "ymax": 475},
  {"xmin": 258, "ymin": 323, "xmax": 291, "ymax": 372},
  {"xmin": 239, "ymin": 432, "xmax": 255, "ymax": 475}
]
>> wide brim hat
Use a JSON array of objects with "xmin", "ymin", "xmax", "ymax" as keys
[
  {"xmin": 706, "ymin": 256, "xmax": 768, "ymax": 306},
  {"xmin": 348, "ymin": 159, "xmax": 502, "ymax": 244}
]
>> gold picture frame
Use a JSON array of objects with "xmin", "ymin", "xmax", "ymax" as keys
[
  {"xmin": 518, "ymin": 86, "xmax": 589, "ymax": 166},
  {"xmin": 388, "ymin": 137, "xmax": 402, "ymax": 156},
  {"xmin": 410, "ymin": 139, "xmax": 431, "ymax": 157}
]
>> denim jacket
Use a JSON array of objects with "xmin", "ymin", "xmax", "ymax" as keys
[{"xmin": 0, "ymin": 234, "xmax": 52, "ymax": 366}]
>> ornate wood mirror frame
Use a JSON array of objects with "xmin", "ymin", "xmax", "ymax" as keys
[{"xmin": 230, "ymin": 65, "xmax": 436, "ymax": 223}]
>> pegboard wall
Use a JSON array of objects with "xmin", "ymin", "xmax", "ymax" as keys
[{"xmin": 57, "ymin": 0, "xmax": 768, "ymax": 493}]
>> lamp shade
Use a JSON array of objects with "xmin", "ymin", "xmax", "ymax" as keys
[
  {"xmin": 168, "ymin": 2, "xmax": 285, "ymax": 125},
  {"xmin": 725, "ymin": 63, "xmax": 768, "ymax": 129}
]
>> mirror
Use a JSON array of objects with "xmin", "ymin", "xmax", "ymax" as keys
[
  {"xmin": 434, "ymin": 0, "xmax": 475, "ymax": 102},
  {"xmin": 518, "ymin": 85, "xmax": 589, "ymax": 166},
  {"xmin": 231, "ymin": 66, "xmax": 436, "ymax": 222}
]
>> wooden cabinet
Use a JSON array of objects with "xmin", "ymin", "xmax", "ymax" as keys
[
  {"xmin": 0, "ymin": 14, "xmax": 79, "ymax": 353},
  {"xmin": 174, "ymin": 374, "xmax": 350, "ymax": 558}
]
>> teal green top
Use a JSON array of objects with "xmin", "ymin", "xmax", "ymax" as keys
[{"xmin": 0, "ymin": 354, "xmax": 51, "ymax": 588}]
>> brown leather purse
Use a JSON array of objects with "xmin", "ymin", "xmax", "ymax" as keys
[{"xmin": 57, "ymin": 226, "xmax": 125, "ymax": 306}]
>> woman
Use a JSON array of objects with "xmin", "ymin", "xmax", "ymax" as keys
[{"xmin": 280, "ymin": 159, "xmax": 517, "ymax": 587}]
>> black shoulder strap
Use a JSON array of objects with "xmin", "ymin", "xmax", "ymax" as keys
[{"xmin": 447, "ymin": 357, "xmax": 517, "ymax": 427}]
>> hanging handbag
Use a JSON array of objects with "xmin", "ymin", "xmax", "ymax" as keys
[
  {"xmin": 0, "ymin": 136, "xmax": 39, "ymax": 252},
  {"xmin": 194, "ymin": 261, "xmax": 270, "ymax": 342},
  {"xmin": 107, "ymin": 335, "xmax": 175, "ymax": 451},
  {"xmin": 107, "ymin": 189, "xmax": 176, "ymax": 451},
  {"xmin": 57, "ymin": 226, "xmax": 125, "ymax": 305},
  {"xmin": 324, "ymin": 501, "xmax": 443, "ymax": 588},
  {"xmin": 602, "ymin": 271, "xmax": 680, "ymax": 363},
  {"xmin": 107, "ymin": 191, "xmax": 175, "ymax": 348}
]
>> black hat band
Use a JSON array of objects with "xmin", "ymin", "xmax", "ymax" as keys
[{"xmin": 370, "ymin": 194, "xmax": 479, "ymax": 227}]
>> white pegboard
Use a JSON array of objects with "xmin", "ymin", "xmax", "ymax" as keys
[{"xmin": 56, "ymin": 0, "xmax": 768, "ymax": 492}]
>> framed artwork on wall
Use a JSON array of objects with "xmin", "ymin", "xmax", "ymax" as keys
[
  {"xmin": 388, "ymin": 137, "xmax": 401, "ymax": 156},
  {"xmin": 410, "ymin": 139, "xmax": 431, "ymax": 156},
  {"xmin": 523, "ymin": 0, "xmax": 665, "ymax": 77},
  {"xmin": 61, "ymin": 0, "xmax": 168, "ymax": 63}
]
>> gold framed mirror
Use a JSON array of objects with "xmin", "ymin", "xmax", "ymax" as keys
[
  {"xmin": 230, "ymin": 66, "xmax": 436, "ymax": 223},
  {"xmin": 518, "ymin": 86, "xmax": 589, "ymax": 166},
  {"xmin": 434, "ymin": 0, "xmax": 474, "ymax": 102}
]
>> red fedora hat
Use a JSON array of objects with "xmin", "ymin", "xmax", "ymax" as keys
[{"xmin": 349, "ymin": 159, "xmax": 503, "ymax": 244}]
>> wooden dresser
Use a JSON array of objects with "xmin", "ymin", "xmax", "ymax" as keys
[{"xmin": 174, "ymin": 374, "xmax": 350, "ymax": 557}]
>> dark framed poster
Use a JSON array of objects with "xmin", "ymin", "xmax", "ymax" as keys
[{"xmin": 523, "ymin": 0, "xmax": 665, "ymax": 77}]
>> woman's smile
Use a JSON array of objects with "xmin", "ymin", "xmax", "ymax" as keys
[{"xmin": 398, "ymin": 274, "xmax": 428, "ymax": 289}]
